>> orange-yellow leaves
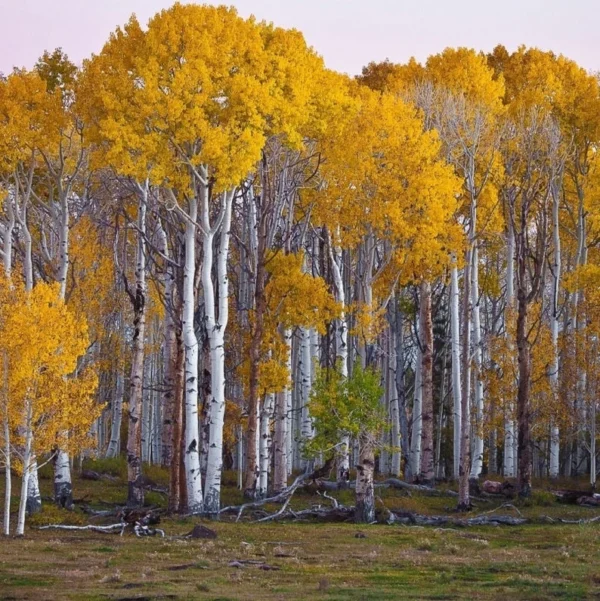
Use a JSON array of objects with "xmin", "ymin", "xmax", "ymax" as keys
[
  {"xmin": 0, "ymin": 278, "xmax": 99, "ymax": 456},
  {"xmin": 265, "ymin": 251, "xmax": 339, "ymax": 333},
  {"xmin": 81, "ymin": 4, "xmax": 325, "ymax": 194},
  {"xmin": 316, "ymin": 87, "xmax": 462, "ymax": 275}
]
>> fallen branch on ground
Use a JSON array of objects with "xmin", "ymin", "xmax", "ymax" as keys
[
  {"xmin": 387, "ymin": 512, "xmax": 527, "ymax": 527},
  {"xmin": 540, "ymin": 514, "xmax": 600, "ymax": 525},
  {"xmin": 37, "ymin": 523, "xmax": 125, "ymax": 534},
  {"xmin": 220, "ymin": 467, "xmax": 329, "ymax": 522}
]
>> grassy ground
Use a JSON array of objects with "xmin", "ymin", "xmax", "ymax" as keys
[{"xmin": 1, "ymin": 461, "xmax": 599, "ymax": 600}]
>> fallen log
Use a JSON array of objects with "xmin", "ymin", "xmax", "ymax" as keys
[
  {"xmin": 552, "ymin": 489, "xmax": 596, "ymax": 504},
  {"xmin": 388, "ymin": 511, "xmax": 527, "ymax": 527},
  {"xmin": 38, "ymin": 523, "xmax": 125, "ymax": 534}
]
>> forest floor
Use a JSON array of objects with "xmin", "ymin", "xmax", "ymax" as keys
[{"xmin": 1, "ymin": 461, "xmax": 599, "ymax": 600}]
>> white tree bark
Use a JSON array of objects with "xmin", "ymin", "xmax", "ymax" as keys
[
  {"xmin": 450, "ymin": 262, "xmax": 462, "ymax": 480},
  {"xmin": 258, "ymin": 393, "xmax": 274, "ymax": 497},
  {"xmin": 105, "ymin": 368, "xmax": 124, "ymax": 458},
  {"xmin": 203, "ymin": 189, "xmax": 234, "ymax": 515},
  {"xmin": 53, "ymin": 189, "xmax": 74, "ymax": 507},
  {"xmin": 549, "ymin": 182, "xmax": 561, "ymax": 479},
  {"xmin": 16, "ymin": 398, "xmax": 33, "ymax": 537},
  {"xmin": 575, "ymin": 207, "xmax": 588, "ymax": 477},
  {"xmin": 2, "ymin": 352, "xmax": 10, "ymax": 536},
  {"xmin": 26, "ymin": 463, "xmax": 41, "ymax": 515},
  {"xmin": 1, "ymin": 192, "xmax": 15, "ymax": 276},
  {"xmin": 504, "ymin": 221, "xmax": 516, "ymax": 478},
  {"xmin": 15, "ymin": 198, "xmax": 43, "ymax": 513},
  {"xmin": 409, "ymin": 343, "xmax": 423, "ymax": 479},
  {"xmin": 183, "ymin": 193, "xmax": 203, "ymax": 514},
  {"xmin": 328, "ymin": 230, "xmax": 350, "ymax": 481},
  {"xmin": 284, "ymin": 330, "xmax": 294, "ymax": 475},
  {"xmin": 470, "ymin": 243, "xmax": 485, "ymax": 479},
  {"xmin": 273, "ymin": 329, "xmax": 292, "ymax": 493},
  {"xmin": 0, "ymin": 196, "xmax": 14, "ymax": 528},
  {"xmin": 389, "ymin": 323, "xmax": 401, "ymax": 477},
  {"xmin": 299, "ymin": 327, "xmax": 313, "ymax": 470},
  {"xmin": 126, "ymin": 185, "xmax": 147, "ymax": 507}
]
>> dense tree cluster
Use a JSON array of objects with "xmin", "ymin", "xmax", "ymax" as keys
[{"xmin": 2, "ymin": 3, "xmax": 600, "ymax": 532}]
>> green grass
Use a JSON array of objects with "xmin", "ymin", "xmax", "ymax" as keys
[{"xmin": 0, "ymin": 466, "xmax": 600, "ymax": 600}]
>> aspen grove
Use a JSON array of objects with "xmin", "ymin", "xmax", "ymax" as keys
[{"xmin": 3, "ymin": 3, "xmax": 600, "ymax": 534}]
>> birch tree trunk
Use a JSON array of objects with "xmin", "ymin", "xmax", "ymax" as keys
[
  {"xmin": 450, "ymin": 262, "xmax": 462, "ymax": 479},
  {"xmin": 574, "ymin": 204, "xmax": 587, "ymax": 477},
  {"xmin": 204, "ymin": 190, "xmax": 234, "ymax": 514},
  {"xmin": 16, "ymin": 398, "xmax": 33, "ymax": 537},
  {"xmin": 106, "ymin": 367, "xmax": 124, "ymax": 458},
  {"xmin": 458, "ymin": 243, "xmax": 473, "ymax": 510},
  {"xmin": 516, "ymin": 285, "xmax": 532, "ymax": 497},
  {"xmin": 328, "ymin": 231, "xmax": 350, "ymax": 482},
  {"xmin": 183, "ymin": 193, "xmax": 203, "ymax": 514},
  {"xmin": 549, "ymin": 181, "xmax": 561, "ymax": 479},
  {"xmin": 3, "ymin": 352, "xmax": 10, "ymax": 536},
  {"xmin": 161, "ymin": 299, "xmax": 177, "ymax": 468},
  {"xmin": 470, "ymin": 242, "xmax": 485, "ymax": 479},
  {"xmin": 169, "ymin": 326, "xmax": 185, "ymax": 513},
  {"xmin": 126, "ymin": 185, "xmax": 147, "ymax": 507},
  {"xmin": 419, "ymin": 281, "xmax": 435, "ymax": 485},
  {"xmin": 394, "ymin": 300, "xmax": 409, "ymax": 480},
  {"xmin": 53, "ymin": 192, "xmax": 73, "ymax": 508},
  {"xmin": 389, "ymin": 314, "xmax": 401, "ymax": 477},
  {"xmin": 299, "ymin": 327, "xmax": 314, "ymax": 471},
  {"xmin": 504, "ymin": 220, "xmax": 516, "ymax": 478},
  {"xmin": 355, "ymin": 433, "xmax": 375, "ymax": 523},
  {"xmin": 409, "ymin": 343, "xmax": 422, "ymax": 480},
  {"xmin": 258, "ymin": 393, "xmax": 274, "ymax": 497},
  {"xmin": 243, "ymin": 187, "xmax": 264, "ymax": 499},
  {"xmin": 273, "ymin": 329, "xmax": 292, "ymax": 493}
]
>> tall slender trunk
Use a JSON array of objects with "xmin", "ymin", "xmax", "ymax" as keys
[
  {"xmin": 273, "ymin": 329, "xmax": 292, "ymax": 493},
  {"xmin": 389, "ymin": 311, "xmax": 401, "ymax": 477},
  {"xmin": 126, "ymin": 186, "xmax": 147, "ymax": 507},
  {"xmin": 549, "ymin": 182, "xmax": 561, "ymax": 478},
  {"xmin": 574, "ymin": 203, "xmax": 587, "ymax": 476},
  {"xmin": 3, "ymin": 352, "xmax": 10, "ymax": 536},
  {"xmin": 16, "ymin": 398, "xmax": 33, "ymax": 537},
  {"xmin": 169, "ymin": 327, "xmax": 185, "ymax": 513},
  {"xmin": 53, "ymin": 192, "xmax": 73, "ymax": 508},
  {"xmin": 504, "ymin": 220, "xmax": 516, "ymax": 478},
  {"xmin": 458, "ymin": 244, "xmax": 473, "ymax": 510},
  {"xmin": 161, "ymin": 304, "xmax": 177, "ymax": 468},
  {"xmin": 409, "ymin": 342, "xmax": 422, "ymax": 480},
  {"xmin": 470, "ymin": 242, "xmax": 484, "ymax": 479},
  {"xmin": 394, "ymin": 301, "xmax": 409, "ymax": 479},
  {"xmin": 590, "ymin": 394, "xmax": 597, "ymax": 488},
  {"xmin": 516, "ymin": 286, "xmax": 532, "ymax": 497},
  {"xmin": 243, "ymin": 186, "xmax": 264, "ymax": 499},
  {"xmin": 16, "ymin": 207, "xmax": 42, "ymax": 513},
  {"xmin": 258, "ymin": 393, "xmax": 275, "ymax": 496},
  {"xmin": 328, "ymin": 231, "xmax": 350, "ymax": 481},
  {"xmin": 183, "ymin": 194, "xmax": 203, "ymax": 514},
  {"xmin": 419, "ymin": 281, "xmax": 434, "ymax": 484},
  {"xmin": 299, "ymin": 327, "xmax": 314, "ymax": 471},
  {"xmin": 450, "ymin": 263, "xmax": 462, "ymax": 480},
  {"xmin": 106, "ymin": 367, "xmax": 124, "ymax": 458},
  {"xmin": 204, "ymin": 190, "xmax": 234, "ymax": 513}
]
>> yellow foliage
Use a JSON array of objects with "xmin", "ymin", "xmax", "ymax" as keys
[
  {"xmin": 0, "ymin": 278, "xmax": 100, "ymax": 456},
  {"xmin": 265, "ymin": 251, "xmax": 339, "ymax": 333}
]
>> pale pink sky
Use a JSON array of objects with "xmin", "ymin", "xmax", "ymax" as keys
[{"xmin": 1, "ymin": 0, "xmax": 599, "ymax": 75}]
